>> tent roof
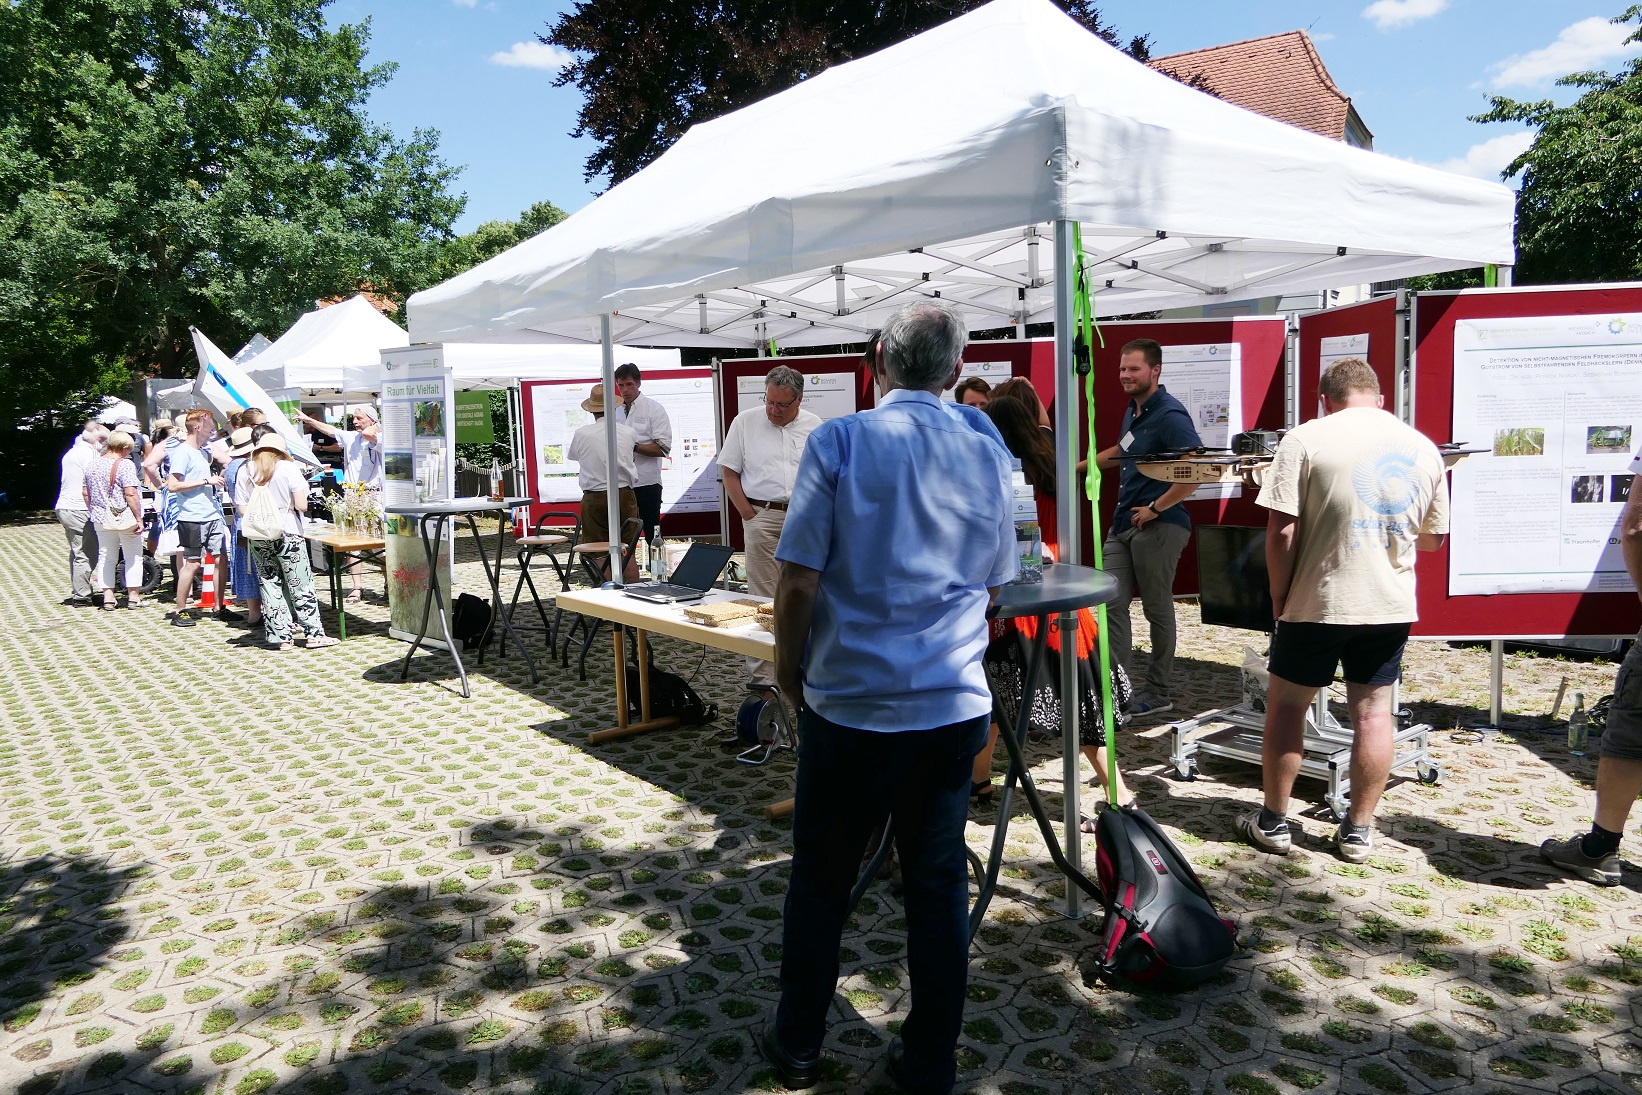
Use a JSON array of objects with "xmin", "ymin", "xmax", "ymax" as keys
[
  {"xmin": 406, "ymin": 0, "xmax": 1514, "ymax": 350},
  {"xmin": 246, "ymin": 295, "xmax": 409, "ymax": 395},
  {"xmin": 438, "ymin": 343, "xmax": 685, "ymax": 391}
]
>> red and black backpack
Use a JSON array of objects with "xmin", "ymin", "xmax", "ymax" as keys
[{"xmin": 1086, "ymin": 803, "xmax": 1239, "ymax": 990}]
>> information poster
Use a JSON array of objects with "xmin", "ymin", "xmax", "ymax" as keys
[
  {"xmin": 1162, "ymin": 342, "xmax": 1242, "ymax": 499},
  {"xmin": 453, "ymin": 391, "xmax": 495, "ymax": 445},
  {"xmin": 1449, "ymin": 313, "xmax": 1642, "ymax": 595},
  {"xmin": 381, "ymin": 349, "xmax": 455, "ymax": 646},
  {"xmin": 737, "ymin": 371, "xmax": 857, "ymax": 420},
  {"xmin": 529, "ymin": 373, "xmax": 720, "ymax": 515},
  {"xmin": 1319, "ymin": 333, "xmax": 1369, "ymax": 380},
  {"xmin": 940, "ymin": 360, "xmax": 1011, "ymax": 402}
]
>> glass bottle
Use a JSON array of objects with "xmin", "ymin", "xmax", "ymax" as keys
[{"xmin": 1568, "ymin": 692, "xmax": 1588, "ymax": 756}]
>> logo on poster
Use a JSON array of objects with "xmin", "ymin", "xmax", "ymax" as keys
[{"xmin": 1610, "ymin": 318, "xmax": 1628, "ymax": 335}]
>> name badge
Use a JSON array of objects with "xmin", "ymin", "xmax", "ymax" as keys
[{"xmin": 1120, "ymin": 431, "xmax": 1135, "ymax": 451}]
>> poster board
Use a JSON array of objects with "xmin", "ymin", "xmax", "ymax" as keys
[
  {"xmin": 519, "ymin": 370, "xmax": 719, "ymax": 538},
  {"xmin": 379, "ymin": 346, "xmax": 457, "ymax": 646},
  {"xmin": 1297, "ymin": 296, "xmax": 1402, "ymax": 423},
  {"xmin": 1411, "ymin": 284, "xmax": 1642, "ymax": 639},
  {"xmin": 1076, "ymin": 317, "xmax": 1288, "ymax": 594}
]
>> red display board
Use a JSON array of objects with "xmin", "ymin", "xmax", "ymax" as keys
[
  {"xmin": 1411, "ymin": 285, "xmax": 1642, "ymax": 639},
  {"xmin": 518, "ymin": 372, "xmax": 720, "ymax": 540},
  {"xmin": 1296, "ymin": 297, "xmax": 1401, "ymax": 422},
  {"xmin": 1054, "ymin": 317, "xmax": 1288, "ymax": 593}
]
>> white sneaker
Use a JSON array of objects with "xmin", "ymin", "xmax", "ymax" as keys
[
  {"xmin": 1236, "ymin": 809, "xmax": 1292, "ymax": 854},
  {"xmin": 1335, "ymin": 822, "xmax": 1373, "ymax": 863}
]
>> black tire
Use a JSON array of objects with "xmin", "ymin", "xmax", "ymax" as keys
[{"xmin": 139, "ymin": 555, "xmax": 163, "ymax": 595}]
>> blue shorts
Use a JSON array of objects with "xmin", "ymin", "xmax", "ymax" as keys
[{"xmin": 1268, "ymin": 621, "xmax": 1410, "ymax": 689}]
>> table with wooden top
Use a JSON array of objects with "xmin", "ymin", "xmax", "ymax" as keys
[
  {"xmin": 553, "ymin": 586, "xmax": 773, "ymax": 735},
  {"xmin": 304, "ymin": 525, "xmax": 386, "ymax": 642}
]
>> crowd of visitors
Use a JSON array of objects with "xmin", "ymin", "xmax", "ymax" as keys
[{"xmin": 55, "ymin": 405, "xmax": 343, "ymax": 650}]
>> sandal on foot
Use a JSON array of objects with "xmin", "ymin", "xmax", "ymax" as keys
[
  {"xmin": 306, "ymin": 636, "xmax": 340, "ymax": 649},
  {"xmin": 344, "ymin": 590, "xmax": 364, "ymax": 603},
  {"xmin": 1079, "ymin": 814, "xmax": 1101, "ymax": 835},
  {"xmin": 970, "ymin": 781, "xmax": 994, "ymax": 802},
  {"xmin": 275, "ymin": 641, "xmax": 295, "ymax": 652}
]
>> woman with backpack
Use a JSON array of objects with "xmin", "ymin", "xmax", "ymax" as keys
[
  {"xmin": 233, "ymin": 432, "xmax": 336, "ymax": 651},
  {"xmin": 83, "ymin": 430, "xmax": 146, "ymax": 609}
]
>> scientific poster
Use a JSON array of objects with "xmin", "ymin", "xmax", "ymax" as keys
[
  {"xmin": 380, "ymin": 349, "xmax": 456, "ymax": 647},
  {"xmin": 1161, "ymin": 342, "xmax": 1242, "ymax": 499},
  {"xmin": 1318, "ymin": 333, "xmax": 1369, "ymax": 380},
  {"xmin": 737, "ymin": 371, "xmax": 857, "ymax": 420},
  {"xmin": 529, "ymin": 373, "xmax": 720, "ymax": 515},
  {"xmin": 1449, "ymin": 312, "xmax": 1642, "ymax": 595}
]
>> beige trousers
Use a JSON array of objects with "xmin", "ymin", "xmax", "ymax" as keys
[{"xmin": 743, "ymin": 506, "xmax": 787, "ymax": 688}]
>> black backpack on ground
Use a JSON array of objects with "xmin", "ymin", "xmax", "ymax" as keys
[
  {"xmin": 451, "ymin": 593, "xmax": 494, "ymax": 651},
  {"xmin": 624, "ymin": 664, "xmax": 718, "ymax": 726},
  {"xmin": 1084, "ymin": 803, "xmax": 1238, "ymax": 991}
]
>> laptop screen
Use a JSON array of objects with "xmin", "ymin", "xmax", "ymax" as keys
[{"xmin": 666, "ymin": 543, "xmax": 735, "ymax": 591}]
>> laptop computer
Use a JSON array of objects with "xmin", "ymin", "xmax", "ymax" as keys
[{"xmin": 622, "ymin": 543, "xmax": 736, "ymax": 604}]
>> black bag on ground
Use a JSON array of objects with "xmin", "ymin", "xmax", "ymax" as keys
[
  {"xmin": 1084, "ymin": 803, "xmax": 1238, "ymax": 991},
  {"xmin": 451, "ymin": 593, "xmax": 494, "ymax": 650},
  {"xmin": 624, "ymin": 664, "xmax": 718, "ymax": 726}
]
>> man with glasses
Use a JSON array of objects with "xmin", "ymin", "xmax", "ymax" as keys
[{"xmin": 719, "ymin": 366, "xmax": 821, "ymax": 696}]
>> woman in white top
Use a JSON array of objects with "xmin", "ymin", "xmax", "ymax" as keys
[
  {"xmin": 83, "ymin": 431, "xmax": 146, "ymax": 609},
  {"xmin": 233, "ymin": 433, "xmax": 336, "ymax": 651}
]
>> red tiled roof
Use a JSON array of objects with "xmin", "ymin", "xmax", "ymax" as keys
[{"xmin": 1151, "ymin": 30, "xmax": 1371, "ymax": 146}]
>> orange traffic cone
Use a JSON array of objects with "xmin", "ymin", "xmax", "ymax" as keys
[{"xmin": 199, "ymin": 550, "xmax": 217, "ymax": 610}]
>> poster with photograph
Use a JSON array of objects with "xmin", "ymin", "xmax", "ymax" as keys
[
  {"xmin": 528, "ymin": 372, "xmax": 720, "ymax": 515},
  {"xmin": 380, "ymin": 347, "xmax": 456, "ymax": 647},
  {"xmin": 737, "ymin": 370, "xmax": 857, "ymax": 420},
  {"xmin": 1161, "ymin": 342, "xmax": 1242, "ymax": 499},
  {"xmin": 1448, "ymin": 312, "xmax": 1642, "ymax": 595}
]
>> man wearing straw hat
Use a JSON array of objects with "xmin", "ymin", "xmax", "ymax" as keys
[{"xmin": 567, "ymin": 384, "xmax": 639, "ymax": 550}]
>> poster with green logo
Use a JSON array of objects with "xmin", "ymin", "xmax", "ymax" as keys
[{"xmin": 454, "ymin": 391, "xmax": 494, "ymax": 445}]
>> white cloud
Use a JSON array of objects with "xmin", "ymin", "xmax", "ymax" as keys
[
  {"xmin": 452, "ymin": 0, "xmax": 476, "ymax": 7},
  {"xmin": 1361, "ymin": 0, "xmax": 1448, "ymax": 32},
  {"xmin": 1429, "ymin": 130, "xmax": 1534, "ymax": 183},
  {"xmin": 489, "ymin": 41, "xmax": 575, "ymax": 70},
  {"xmin": 1489, "ymin": 16, "xmax": 1642, "ymax": 87}
]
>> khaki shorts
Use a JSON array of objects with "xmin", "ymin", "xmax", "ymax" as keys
[{"xmin": 580, "ymin": 489, "xmax": 638, "ymax": 546}]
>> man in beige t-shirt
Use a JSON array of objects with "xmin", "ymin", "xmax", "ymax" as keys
[{"xmin": 1237, "ymin": 358, "xmax": 1449, "ymax": 863}]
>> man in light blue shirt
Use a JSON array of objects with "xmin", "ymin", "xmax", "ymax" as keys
[
  {"xmin": 764, "ymin": 300, "xmax": 1014, "ymax": 1095},
  {"xmin": 164, "ymin": 409, "xmax": 243, "ymax": 627}
]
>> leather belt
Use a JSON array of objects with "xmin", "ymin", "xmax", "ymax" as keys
[{"xmin": 746, "ymin": 498, "xmax": 789, "ymax": 512}]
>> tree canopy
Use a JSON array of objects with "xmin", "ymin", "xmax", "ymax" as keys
[
  {"xmin": 544, "ymin": 0, "xmax": 1150, "ymax": 186},
  {"xmin": 1474, "ymin": 6, "xmax": 1642, "ymax": 284},
  {"xmin": 0, "ymin": 0, "xmax": 465, "ymax": 428}
]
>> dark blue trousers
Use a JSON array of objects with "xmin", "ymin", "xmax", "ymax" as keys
[{"xmin": 775, "ymin": 707, "xmax": 988, "ymax": 1095}]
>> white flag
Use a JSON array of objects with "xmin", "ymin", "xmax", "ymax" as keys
[{"xmin": 190, "ymin": 328, "xmax": 322, "ymax": 468}]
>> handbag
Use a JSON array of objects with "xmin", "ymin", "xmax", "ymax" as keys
[{"xmin": 102, "ymin": 461, "xmax": 139, "ymax": 533}]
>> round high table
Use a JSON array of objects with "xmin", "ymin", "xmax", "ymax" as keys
[
  {"xmin": 386, "ymin": 497, "xmax": 537, "ymax": 699},
  {"xmin": 847, "ymin": 562, "xmax": 1121, "ymax": 933}
]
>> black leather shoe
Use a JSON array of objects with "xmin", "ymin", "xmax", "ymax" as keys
[
  {"xmin": 760, "ymin": 1021, "xmax": 819, "ymax": 1089},
  {"xmin": 886, "ymin": 1037, "xmax": 949, "ymax": 1095}
]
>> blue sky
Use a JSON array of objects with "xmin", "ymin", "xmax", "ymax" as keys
[{"xmin": 327, "ymin": 0, "xmax": 1641, "ymax": 233}]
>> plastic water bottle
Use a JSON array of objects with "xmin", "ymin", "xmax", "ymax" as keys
[
  {"xmin": 1568, "ymin": 692, "xmax": 1588, "ymax": 756},
  {"xmin": 652, "ymin": 534, "xmax": 668, "ymax": 582}
]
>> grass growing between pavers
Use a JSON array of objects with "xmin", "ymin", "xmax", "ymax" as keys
[{"xmin": 0, "ymin": 516, "xmax": 1636, "ymax": 1094}]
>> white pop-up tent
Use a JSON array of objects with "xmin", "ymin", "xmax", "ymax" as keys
[
  {"xmin": 405, "ymin": 0, "xmax": 1515, "ymax": 903},
  {"xmin": 245, "ymin": 295, "xmax": 410, "ymax": 397},
  {"xmin": 437, "ymin": 343, "xmax": 684, "ymax": 391}
]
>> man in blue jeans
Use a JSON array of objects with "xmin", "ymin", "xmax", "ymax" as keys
[{"xmin": 768, "ymin": 300, "xmax": 1015, "ymax": 1094}]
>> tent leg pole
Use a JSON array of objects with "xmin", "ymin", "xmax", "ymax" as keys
[
  {"xmin": 600, "ymin": 315, "xmax": 622, "ymax": 584},
  {"xmin": 1490, "ymin": 639, "xmax": 1504, "ymax": 727},
  {"xmin": 1052, "ymin": 217, "xmax": 1083, "ymax": 920}
]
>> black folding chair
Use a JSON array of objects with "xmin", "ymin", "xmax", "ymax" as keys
[
  {"xmin": 507, "ymin": 507, "xmax": 581, "ymax": 654},
  {"xmin": 559, "ymin": 516, "xmax": 645, "ymax": 680}
]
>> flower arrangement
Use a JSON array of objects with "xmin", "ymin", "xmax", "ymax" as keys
[{"xmin": 329, "ymin": 481, "xmax": 383, "ymax": 535}]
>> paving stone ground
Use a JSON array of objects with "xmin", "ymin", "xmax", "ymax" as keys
[{"xmin": 0, "ymin": 513, "xmax": 1637, "ymax": 1095}]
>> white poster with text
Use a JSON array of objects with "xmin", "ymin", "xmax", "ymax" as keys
[
  {"xmin": 1449, "ymin": 313, "xmax": 1642, "ymax": 595},
  {"xmin": 1319, "ymin": 333, "xmax": 1369, "ymax": 380},
  {"xmin": 737, "ymin": 371, "xmax": 857, "ymax": 420},
  {"xmin": 1162, "ymin": 342, "xmax": 1242, "ymax": 499}
]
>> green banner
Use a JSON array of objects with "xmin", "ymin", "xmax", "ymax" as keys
[{"xmin": 453, "ymin": 391, "xmax": 494, "ymax": 444}]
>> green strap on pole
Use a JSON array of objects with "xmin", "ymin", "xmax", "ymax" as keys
[{"xmin": 1071, "ymin": 224, "xmax": 1120, "ymax": 809}]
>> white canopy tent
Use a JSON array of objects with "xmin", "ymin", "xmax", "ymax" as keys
[
  {"xmin": 437, "ymin": 343, "xmax": 683, "ymax": 391},
  {"xmin": 245, "ymin": 295, "xmax": 410, "ymax": 398},
  {"xmin": 405, "ymin": 0, "xmax": 1516, "ymax": 908}
]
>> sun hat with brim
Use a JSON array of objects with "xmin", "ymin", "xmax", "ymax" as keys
[
  {"xmin": 253, "ymin": 433, "xmax": 289, "ymax": 456},
  {"xmin": 227, "ymin": 427, "xmax": 255, "ymax": 457},
  {"xmin": 580, "ymin": 386, "xmax": 608, "ymax": 414}
]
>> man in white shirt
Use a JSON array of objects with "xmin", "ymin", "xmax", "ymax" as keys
[
  {"xmin": 295, "ymin": 404, "xmax": 381, "ymax": 599},
  {"xmin": 614, "ymin": 363, "xmax": 672, "ymax": 543},
  {"xmin": 56, "ymin": 419, "xmax": 108, "ymax": 603},
  {"xmin": 719, "ymin": 365, "xmax": 822, "ymax": 693},
  {"xmin": 567, "ymin": 385, "xmax": 639, "ymax": 557}
]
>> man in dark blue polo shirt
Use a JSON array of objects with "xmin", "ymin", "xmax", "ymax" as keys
[{"xmin": 1094, "ymin": 338, "xmax": 1202, "ymax": 716}]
